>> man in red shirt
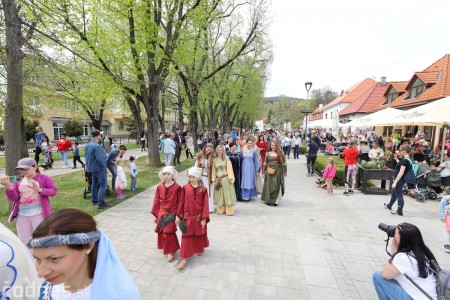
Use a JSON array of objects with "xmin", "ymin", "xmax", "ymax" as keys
[
  {"xmin": 56, "ymin": 133, "xmax": 73, "ymax": 168},
  {"xmin": 341, "ymin": 141, "xmax": 359, "ymax": 195}
]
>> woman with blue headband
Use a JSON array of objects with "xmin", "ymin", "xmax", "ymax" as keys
[{"xmin": 28, "ymin": 208, "xmax": 140, "ymax": 300}]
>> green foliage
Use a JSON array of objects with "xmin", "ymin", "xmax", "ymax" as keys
[
  {"xmin": 315, "ymin": 156, "xmax": 346, "ymax": 186},
  {"xmin": 125, "ymin": 118, "xmax": 137, "ymax": 138},
  {"xmin": 360, "ymin": 160, "xmax": 387, "ymax": 169},
  {"xmin": 25, "ymin": 120, "xmax": 39, "ymax": 142},
  {"xmin": 63, "ymin": 119, "xmax": 83, "ymax": 137}
]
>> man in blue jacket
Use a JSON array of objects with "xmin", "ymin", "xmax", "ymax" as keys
[{"xmin": 84, "ymin": 130, "xmax": 109, "ymax": 209}]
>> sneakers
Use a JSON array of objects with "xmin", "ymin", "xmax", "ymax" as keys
[
  {"xmin": 117, "ymin": 194, "xmax": 126, "ymax": 200},
  {"xmin": 343, "ymin": 191, "xmax": 350, "ymax": 195},
  {"xmin": 97, "ymin": 203, "xmax": 111, "ymax": 209},
  {"xmin": 443, "ymin": 244, "xmax": 450, "ymax": 253},
  {"xmin": 383, "ymin": 203, "xmax": 391, "ymax": 211},
  {"xmin": 349, "ymin": 190, "xmax": 354, "ymax": 193},
  {"xmin": 389, "ymin": 211, "xmax": 403, "ymax": 216}
]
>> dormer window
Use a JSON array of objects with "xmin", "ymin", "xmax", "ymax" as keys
[
  {"xmin": 383, "ymin": 88, "xmax": 398, "ymax": 105},
  {"xmin": 408, "ymin": 78, "xmax": 425, "ymax": 99}
]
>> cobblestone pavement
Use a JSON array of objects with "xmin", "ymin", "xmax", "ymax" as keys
[{"xmin": 94, "ymin": 155, "xmax": 449, "ymax": 300}]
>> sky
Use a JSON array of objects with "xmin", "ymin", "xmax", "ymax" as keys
[{"xmin": 265, "ymin": 0, "xmax": 450, "ymax": 99}]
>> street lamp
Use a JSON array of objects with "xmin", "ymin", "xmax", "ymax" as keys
[{"xmin": 304, "ymin": 81, "xmax": 313, "ymax": 134}]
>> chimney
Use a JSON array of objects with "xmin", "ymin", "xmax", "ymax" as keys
[
  {"xmin": 380, "ymin": 76, "xmax": 387, "ymax": 86},
  {"xmin": 319, "ymin": 104, "xmax": 323, "ymax": 109}
]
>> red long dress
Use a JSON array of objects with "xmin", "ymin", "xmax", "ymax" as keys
[
  {"xmin": 256, "ymin": 140, "xmax": 268, "ymax": 169},
  {"xmin": 151, "ymin": 182, "xmax": 182, "ymax": 255},
  {"xmin": 177, "ymin": 183, "xmax": 210, "ymax": 258}
]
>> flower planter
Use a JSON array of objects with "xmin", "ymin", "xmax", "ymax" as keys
[{"xmin": 357, "ymin": 166, "xmax": 393, "ymax": 195}]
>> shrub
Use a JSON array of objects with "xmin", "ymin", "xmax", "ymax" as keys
[
  {"xmin": 300, "ymin": 145, "xmax": 307, "ymax": 154},
  {"xmin": 63, "ymin": 119, "xmax": 83, "ymax": 137},
  {"xmin": 315, "ymin": 156, "xmax": 346, "ymax": 186}
]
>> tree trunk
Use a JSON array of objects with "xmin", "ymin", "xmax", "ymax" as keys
[
  {"xmin": 2, "ymin": 0, "xmax": 28, "ymax": 176},
  {"xmin": 146, "ymin": 85, "xmax": 162, "ymax": 165}
]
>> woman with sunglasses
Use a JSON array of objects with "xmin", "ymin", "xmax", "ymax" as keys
[
  {"xmin": 0, "ymin": 158, "xmax": 57, "ymax": 247},
  {"xmin": 373, "ymin": 222, "xmax": 438, "ymax": 300}
]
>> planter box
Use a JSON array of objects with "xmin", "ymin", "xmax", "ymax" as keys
[{"xmin": 357, "ymin": 167, "xmax": 393, "ymax": 195}]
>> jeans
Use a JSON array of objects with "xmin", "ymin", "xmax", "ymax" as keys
[
  {"xmin": 175, "ymin": 146, "xmax": 181, "ymax": 164},
  {"xmin": 306, "ymin": 154, "xmax": 317, "ymax": 174},
  {"xmin": 387, "ymin": 178, "xmax": 405, "ymax": 214},
  {"xmin": 91, "ymin": 170, "xmax": 107, "ymax": 206},
  {"xmin": 293, "ymin": 145, "xmax": 299, "ymax": 158},
  {"xmin": 372, "ymin": 271, "xmax": 413, "ymax": 300},
  {"xmin": 59, "ymin": 151, "xmax": 69, "ymax": 166},
  {"xmin": 131, "ymin": 175, "xmax": 137, "ymax": 190},
  {"xmin": 165, "ymin": 153, "xmax": 174, "ymax": 166},
  {"xmin": 107, "ymin": 162, "xmax": 117, "ymax": 191}
]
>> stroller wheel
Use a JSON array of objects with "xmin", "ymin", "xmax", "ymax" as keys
[
  {"xmin": 415, "ymin": 194, "xmax": 425, "ymax": 202},
  {"xmin": 429, "ymin": 192, "xmax": 437, "ymax": 200},
  {"xmin": 83, "ymin": 187, "xmax": 87, "ymax": 199}
]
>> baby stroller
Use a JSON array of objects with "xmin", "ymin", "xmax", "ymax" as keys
[
  {"xmin": 83, "ymin": 168, "xmax": 111, "ymax": 199},
  {"xmin": 40, "ymin": 146, "xmax": 54, "ymax": 170},
  {"xmin": 403, "ymin": 163, "xmax": 438, "ymax": 202}
]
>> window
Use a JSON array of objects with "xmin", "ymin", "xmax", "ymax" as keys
[
  {"xmin": 118, "ymin": 121, "xmax": 124, "ymax": 130},
  {"xmin": 408, "ymin": 79, "xmax": 425, "ymax": 99},
  {"xmin": 383, "ymin": 88, "xmax": 398, "ymax": 105},
  {"xmin": 325, "ymin": 113, "xmax": 328, "ymax": 119},
  {"xmin": 330, "ymin": 112, "xmax": 333, "ymax": 119},
  {"xmin": 53, "ymin": 122, "xmax": 64, "ymax": 140},
  {"xmin": 83, "ymin": 124, "xmax": 89, "ymax": 136}
]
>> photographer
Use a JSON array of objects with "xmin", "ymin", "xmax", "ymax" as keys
[{"xmin": 373, "ymin": 223, "xmax": 438, "ymax": 300}]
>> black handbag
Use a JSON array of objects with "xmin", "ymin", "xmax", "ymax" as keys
[
  {"xmin": 157, "ymin": 214, "xmax": 176, "ymax": 228},
  {"xmin": 179, "ymin": 219, "xmax": 188, "ymax": 233}
]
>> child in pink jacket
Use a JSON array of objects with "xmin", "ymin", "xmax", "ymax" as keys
[{"xmin": 322, "ymin": 157, "xmax": 337, "ymax": 194}]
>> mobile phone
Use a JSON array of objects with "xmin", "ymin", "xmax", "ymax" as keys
[{"xmin": 9, "ymin": 176, "xmax": 22, "ymax": 183}]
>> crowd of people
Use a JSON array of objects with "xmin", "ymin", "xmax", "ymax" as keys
[{"xmin": 2, "ymin": 124, "xmax": 450, "ymax": 299}]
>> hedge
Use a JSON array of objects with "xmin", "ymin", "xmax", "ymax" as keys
[{"xmin": 314, "ymin": 155, "xmax": 346, "ymax": 186}]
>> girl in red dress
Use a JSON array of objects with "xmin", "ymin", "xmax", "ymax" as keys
[
  {"xmin": 151, "ymin": 166, "xmax": 182, "ymax": 262},
  {"xmin": 256, "ymin": 134, "xmax": 269, "ymax": 170},
  {"xmin": 176, "ymin": 167, "xmax": 210, "ymax": 270}
]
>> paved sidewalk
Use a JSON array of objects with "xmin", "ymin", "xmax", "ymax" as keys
[
  {"xmin": 94, "ymin": 155, "xmax": 450, "ymax": 299},
  {"xmin": 0, "ymin": 148, "xmax": 145, "ymax": 179}
]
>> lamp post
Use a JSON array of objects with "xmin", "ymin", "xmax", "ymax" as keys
[{"xmin": 304, "ymin": 81, "xmax": 313, "ymax": 135}]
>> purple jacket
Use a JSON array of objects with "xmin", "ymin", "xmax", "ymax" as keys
[{"xmin": 4, "ymin": 173, "xmax": 57, "ymax": 222}]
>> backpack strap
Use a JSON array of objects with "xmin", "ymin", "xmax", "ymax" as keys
[{"xmin": 404, "ymin": 274, "xmax": 433, "ymax": 300}]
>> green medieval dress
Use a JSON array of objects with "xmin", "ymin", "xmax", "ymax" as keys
[
  {"xmin": 261, "ymin": 153, "xmax": 287, "ymax": 205},
  {"xmin": 213, "ymin": 158, "xmax": 237, "ymax": 206}
]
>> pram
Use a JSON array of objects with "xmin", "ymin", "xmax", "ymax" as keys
[
  {"xmin": 403, "ymin": 163, "xmax": 439, "ymax": 202},
  {"xmin": 83, "ymin": 168, "xmax": 111, "ymax": 199},
  {"xmin": 40, "ymin": 147, "xmax": 54, "ymax": 170}
]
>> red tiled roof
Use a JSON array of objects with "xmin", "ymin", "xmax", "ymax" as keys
[
  {"xmin": 387, "ymin": 81, "xmax": 408, "ymax": 96},
  {"xmin": 370, "ymin": 54, "xmax": 450, "ymax": 111},
  {"xmin": 321, "ymin": 78, "xmax": 378, "ymax": 110},
  {"xmin": 339, "ymin": 83, "xmax": 390, "ymax": 116}
]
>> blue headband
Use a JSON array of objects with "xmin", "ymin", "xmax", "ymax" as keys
[{"xmin": 27, "ymin": 231, "xmax": 101, "ymax": 248}]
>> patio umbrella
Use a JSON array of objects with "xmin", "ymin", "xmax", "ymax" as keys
[
  {"xmin": 390, "ymin": 97, "xmax": 450, "ymax": 162},
  {"xmin": 345, "ymin": 107, "xmax": 404, "ymax": 127}
]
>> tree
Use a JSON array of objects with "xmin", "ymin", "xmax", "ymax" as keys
[
  {"xmin": 310, "ymin": 86, "xmax": 338, "ymax": 106},
  {"xmin": 1, "ymin": 0, "xmax": 36, "ymax": 175},
  {"xmin": 24, "ymin": 119, "xmax": 39, "ymax": 142},
  {"xmin": 63, "ymin": 119, "xmax": 83, "ymax": 137}
]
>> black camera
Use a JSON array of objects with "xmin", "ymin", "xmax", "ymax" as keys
[{"xmin": 378, "ymin": 223, "xmax": 395, "ymax": 238}]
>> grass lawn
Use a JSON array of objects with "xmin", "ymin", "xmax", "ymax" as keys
[
  {"xmin": 1, "ymin": 153, "xmax": 193, "ymax": 233},
  {"xmin": 0, "ymin": 143, "xmax": 140, "ymax": 169}
]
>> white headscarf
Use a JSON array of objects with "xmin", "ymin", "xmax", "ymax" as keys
[
  {"xmin": 0, "ymin": 223, "xmax": 41, "ymax": 299},
  {"xmin": 187, "ymin": 167, "xmax": 202, "ymax": 179},
  {"xmin": 158, "ymin": 166, "xmax": 178, "ymax": 181}
]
